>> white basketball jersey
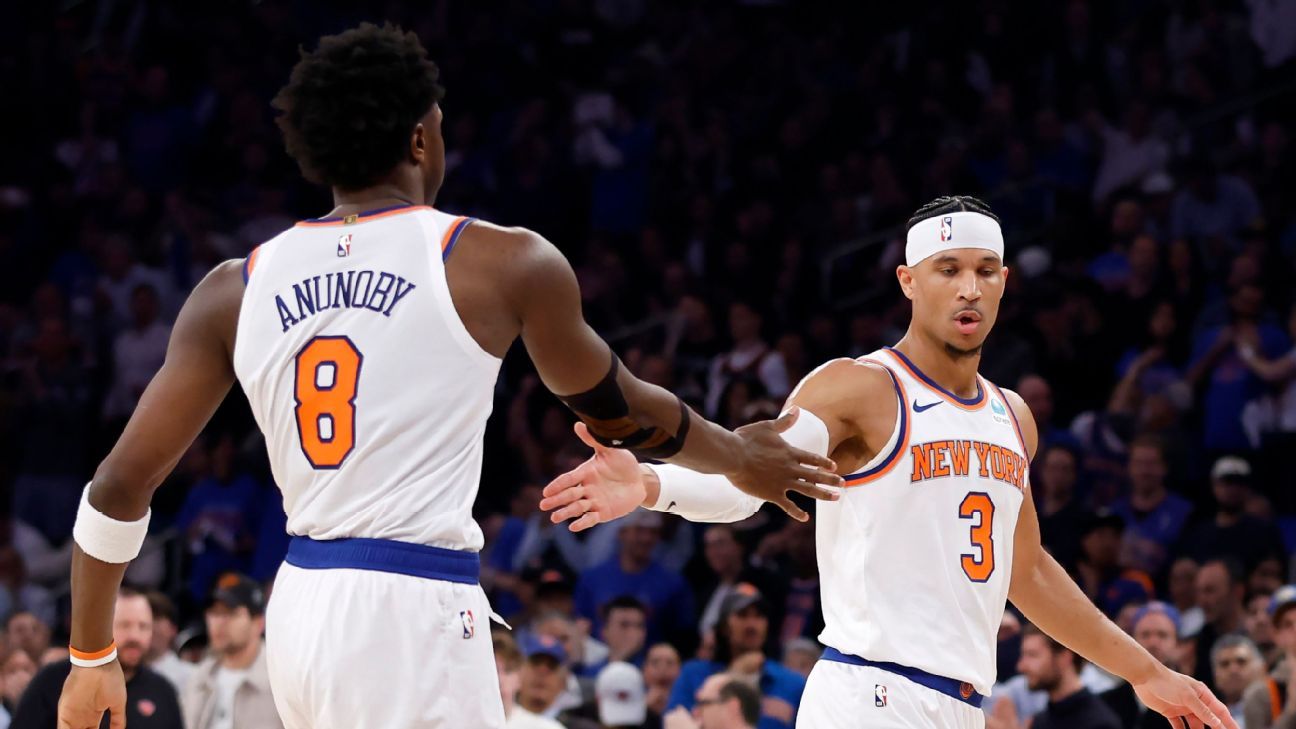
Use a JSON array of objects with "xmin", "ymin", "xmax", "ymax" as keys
[
  {"xmin": 816, "ymin": 347, "xmax": 1029, "ymax": 695},
  {"xmin": 233, "ymin": 205, "xmax": 501, "ymax": 552}
]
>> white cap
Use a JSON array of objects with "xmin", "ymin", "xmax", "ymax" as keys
[
  {"xmin": 596, "ymin": 662, "xmax": 647, "ymax": 726},
  {"xmin": 905, "ymin": 211, "xmax": 1004, "ymax": 266},
  {"xmin": 1211, "ymin": 456, "xmax": 1251, "ymax": 481}
]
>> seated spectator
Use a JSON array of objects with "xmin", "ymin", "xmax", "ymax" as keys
[
  {"xmin": 1111, "ymin": 436, "xmax": 1192, "ymax": 577},
  {"xmin": 1102, "ymin": 602, "xmax": 1186, "ymax": 728},
  {"xmin": 595, "ymin": 662, "xmax": 658, "ymax": 729},
  {"xmin": 13, "ymin": 587, "xmax": 183, "ymax": 727},
  {"xmin": 575, "ymin": 510, "xmax": 696, "ymax": 649},
  {"xmin": 668, "ymin": 585, "xmax": 805, "ymax": 729},
  {"xmin": 1184, "ymin": 456, "xmax": 1287, "ymax": 570},
  {"xmin": 1017, "ymin": 624, "xmax": 1121, "ymax": 729},
  {"xmin": 644, "ymin": 643, "xmax": 682, "ymax": 717},
  {"xmin": 1245, "ymin": 590, "xmax": 1281, "ymax": 667},
  {"xmin": 1194, "ymin": 558, "xmax": 1248, "ymax": 690},
  {"xmin": 145, "ymin": 590, "xmax": 193, "ymax": 693},
  {"xmin": 583, "ymin": 596, "xmax": 648, "ymax": 677},
  {"xmin": 1167, "ymin": 557, "xmax": 1206, "ymax": 638},
  {"xmin": 180, "ymin": 575, "xmax": 280, "ymax": 729},
  {"xmin": 1074, "ymin": 512, "xmax": 1153, "ymax": 618},
  {"xmin": 517, "ymin": 633, "xmax": 578, "ymax": 724},
  {"xmin": 1035, "ymin": 443, "xmax": 1087, "ymax": 570},
  {"xmin": 705, "ymin": 302, "xmax": 790, "ymax": 420},
  {"xmin": 1211, "ymin": 634, "xmax": 1264, "ymax": 727},
  {"xmin": 0, "ymin": 548, "xmax": 56, "ymax": 630},
  {"xmin": 780, "ymin": 638, "xmax": 820, "ymax": 679},
  {"xmin": 176, "ymin": 434, "xmax": 262, "ymax": 602},
  {"xmin": 494, "ymin": 632, "xmax": 564, "ymax": 729},
  {"xmin": 1242, "ymin": 585, "xmax": 1296, "ymax": 728},
  {"xmin": 1, "ymin": 647, "xmax": 36, "ymax": 723},
  {"xmin": 697, "ymin": 525, "xmax": 778, "ymax": 638},
  {"xmin": 665, "ymin": 673, "xmax": 762, "ymax": 729},
  {"xmin": 5, "ymin": 611, "xmax": 50, "ymax": 667}
]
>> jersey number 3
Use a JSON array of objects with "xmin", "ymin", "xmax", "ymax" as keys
[
  {"xmin": 294, "ymin": 336, "xmax": 363, "ymax": 469},
  {"xmin": 959, "ymin": 492, "xmax": 995, "ymax": 582}
]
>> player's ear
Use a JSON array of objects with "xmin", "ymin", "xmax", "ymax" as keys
[
  {"xmin": 410, "ymin": 123, "xmax": 426, "ymax": 161},
  {"xmin": 896, "ymin": 265, "xmax": 916, "ymax": 301}
]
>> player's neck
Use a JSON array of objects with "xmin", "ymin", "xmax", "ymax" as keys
[
  {"xmin": 328, "ymin": 173, "xmax": 426, "ymax": 218},
  {"xmin": 892, "ymin": 332, "xmax": 981, "ymax": 400}
]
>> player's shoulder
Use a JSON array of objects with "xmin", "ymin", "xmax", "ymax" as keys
[
  {"xmin": 794, "ymin": 357, "xmax": 895, "ymax": 399},
  {"xmin": 989, "ymin": 384, "xmax": 1039, "ymax": 458}
]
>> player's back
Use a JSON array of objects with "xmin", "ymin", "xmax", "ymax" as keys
[
  {"xmin": 233, "ymin": 205, "xmax": 500, "ymax": 551},
  {"xmin": 816, "ymin": 346, "xmax": 1029, "ymax": 698}
]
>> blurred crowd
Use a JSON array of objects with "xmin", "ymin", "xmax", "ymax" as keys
[{"xmin": 1, "ymin": 0, "xmax": 1295, "ymax": 727}]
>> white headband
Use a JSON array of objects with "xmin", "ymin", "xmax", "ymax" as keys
[{"xmin": 905, "ymin": 211, "xmax": 1004, "ymax": 266}]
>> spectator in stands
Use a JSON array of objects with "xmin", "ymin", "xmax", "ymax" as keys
[
  {"xmin": 1035, "ymin": 444, "xmax": 1087, "ymax": 570},
  {"xmin": 705, "ymin": 302, "xmax": 789, "ymax": 419},
  {"xmin": 644, "ymin": 643, "xmax": 681, "ymax": 718},
  {"xmin": 175, "ymin": 433, "xmax": 262, "ymax": 601},
  {"xmin": 495, "ymin": 633, "xmax": 564, "ymax": 729},
  {"xmin": 669, "ymin": 585, "xmax": 804, "ymax": 729},
  {"xmin": 1102, "ymin": 602, "xmax": 1186, "ymax": 728},
  {"xmin": 1018, "ymin": 624, "xmax": 1122, "ymax": 729},
  {"xmin": 586, "ymin": 596, "xmax": 648, "ymax": 676},
  {"xmin": 697, "ymin": 525, "xmax": 772, "ymax": 638},
  {"xmin": 5, "ymin": 611, "xmax": 51, "ymax": 664},
  {"xmin": 664, "ymin": 673, "xmax": 761, "ymax": 729},
  {"xmin": 1242, "ymin": 585, "xmax": 1296, "ymax": 728},
  {"xmin": 575, "ymin": 510, "xmax": 695, "ymax": 648},
  {"xmin": 594, "ymin": 662, "xmax": 657, "ymax": 728},
  {"xmin": 1246, "ymin": 591, "xmax": 1281, "ymax": 667},
  {"xmin": 102, "ymin": 283, "xmax": 170, "ymax": 424},
  {"xmin": 780, "ymin": 638, "xmax": 820, "ymax": 679},
  {"xmin": 1168, "ymin": 557, "xmax": 1207, "ymax": 637},
  {"xmin": 1, "ymin": 647, "xmax": 37, "ymax": 723},
  {"xmin": 13, "ymin": 587, "xmax": 183, "ymax": 727},
  {"xmin": 180, "ymin": 574, "xmax": 280, "ymax": 729},
  {"xmin": 1186, "ymin": 456, "xmax": 1287, "ymax": 569},
  {"xmin": 1194, "ymin": 559, "xmax": 1249, "ymax": 690},
  {"xmin": 1112, "ymin": 436, "xmax": 1193, "ymax": 577},
  {"xmin": 1211, "ymin": 634, "xmax": 1265, "ymax": 727},
  {"xmin": 518, "ymin": 633, "xmax": 575, "ymax": 723},
  {"xmin": 0, "ymin": 548, "xmax": 56, "ymax": 630},
  {"xmin": 1074, "ymin": 512, "xmax": 1153, "ymax": 618},
  {"xmin": 146, "ymin": 590, "xmax": 193, "ymax": 692}
]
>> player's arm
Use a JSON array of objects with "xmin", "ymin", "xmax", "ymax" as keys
[
  {"xmin": 59, "ymin": 260, "xmax": 242, "ymax": 729},
  {"xmin": 494, "ymin": 227, "xmax": 840, "ymax": 508},
  {"xmin": 542, "ymin": 359, "xmax": 890, "ymax": 529},
  {"xmin": 1001, "ymin": 390, "xmax": 1236, "ymax": 729}
]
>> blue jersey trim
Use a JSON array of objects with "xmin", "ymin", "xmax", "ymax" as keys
[
  {"xmin": 884, "ymin": 346, "xmax": 985, "ymax": 406},
  {"xmin": 285, "ymin": 536, "xmax": 479, "ymax": 585},
  {"xmin": 442, "ymin": 217, "xmax": 477, "ymax": 261},
  {"xmin": 820, "ymin": 647, "xmax": 984, "ymax": 707},
  {"xmin": 842, "ymin": 362, "xmax": 908, "ymax": 482}
]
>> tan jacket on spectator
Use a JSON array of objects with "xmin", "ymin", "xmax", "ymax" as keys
[
  {"xmin": 181, "ymin": 641, "xmax": 283, "ymax": 729},
  {"xmin": 1243, "ymin": 660, "xmax": 1296, "ymax": 729}
]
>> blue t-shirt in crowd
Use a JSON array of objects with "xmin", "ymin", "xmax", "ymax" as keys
[
  {"xmin": 175, "ymin": 473, "xmax": 262, "ymax": 599},
  {"xmin": 668, "ymin": 658, "xmax": 805, "ymax": 729},
  {"xmin": 1190, "ymin": 323, "xmax": 1289, "ymax": 451},
  {"xmin": 575, "ymin": 557, "xmax": 695, "ymax": 645},
  {"xmin": 1111, "ymin": 492, "xmax": 1193, "ymax": 575}
]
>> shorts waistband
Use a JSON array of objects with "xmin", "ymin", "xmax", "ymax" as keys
[
  {"xmin": 821, "ymin": 647, "xmax": 984, "ymax": 707},
  {"xmin": 285, "ymin": 536, "xmax": 479, "ymax": 585}
]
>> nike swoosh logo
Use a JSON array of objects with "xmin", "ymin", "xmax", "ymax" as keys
[
  {"xmin": 913, "ymin": 400, "xmax": 943, "ymax": 413},
  {"xmin": 667, "ymin": 501, "xmax": 677, "ymax": 511}
]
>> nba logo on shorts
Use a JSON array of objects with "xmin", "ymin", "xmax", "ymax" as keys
[
  {"xmin": 460, "ymin": 609, "xmax": 475, "ymax": 639},
  {"xmin": 337, "ymin": 233, "xmax": 352, "ymax": 257},
  {"xmin": 940, "ymin": 216, "xmax": 953, "ymax": 241},
  {"xmin": 874, "ymin": 684, "xmax": 887, "ymax": 707}
]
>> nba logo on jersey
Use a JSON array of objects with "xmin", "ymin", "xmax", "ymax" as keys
[
  {"xmin": 337, "ymin": 233, "xmax": 352, "ymax": 257},
  {"xmin": 940, "ymin": 216, "xmax": 953, "ymax": 241},
  {"xmin": 874, "ymin": 685, "xmax": 887, "ymax": 707},
  {"xmin": 460, "ymin": 609, "xmax": 475, "ymax": 639}
]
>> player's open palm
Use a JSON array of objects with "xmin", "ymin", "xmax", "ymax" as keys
[
  {"xmin": 541, "ymin": 422, "xmax": 647, "ymax": 532},
  {"xmin": 1133, "ymin": 666, "xmax": 1238, "ymax": 729},
  {"xmin": 59, "ymin": 663, "xmax": 126, "ymax": 729}
]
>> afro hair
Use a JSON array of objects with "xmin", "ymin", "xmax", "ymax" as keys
[{"xmin": 272, "ymin": 22, "xmax": 445, "ymax": 190}]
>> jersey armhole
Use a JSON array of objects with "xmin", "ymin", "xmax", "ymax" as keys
[{"xmin": 842, "ymin": 360, "xmax": 909, "ymax": 486}]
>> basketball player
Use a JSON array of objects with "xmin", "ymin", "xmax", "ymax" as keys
[
  {"xmin": 56, "ymin": 23, "xmax": 841, "ymax": 729},
  {"xmin": 541, "ymin": 196, "xmax": 1238, "ymax": 729}
]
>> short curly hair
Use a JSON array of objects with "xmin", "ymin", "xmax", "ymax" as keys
[{"xmin": 272, "ymin": 22, "xmax": 445, "ymax": 190}]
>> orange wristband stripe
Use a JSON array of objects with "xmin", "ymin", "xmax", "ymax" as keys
[{"xmin": 69, "ymin": 642, "xmax": 116, "ymax": 661}]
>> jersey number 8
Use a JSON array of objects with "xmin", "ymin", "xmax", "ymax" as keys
[{"xmin": 294, "ymin": 336, "xmax": 363, "ymax": 469}]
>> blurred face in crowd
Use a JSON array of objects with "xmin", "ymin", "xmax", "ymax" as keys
[
  {"xmin": 114, "ymin": 594, "xmax": 154, "ymax": 673},
  {"xmin": 705, "ymin": 526, "xmax": 744, "ymax": 581},
  {"xmin": 1128, "ymin": 234, "xmax": 1159, "ymax": 278},
  {"xmin": 130, "ymin": 284, "xmax": 160, "ymax": 328},
  {"xmin": 725, "ymin": 606, "xmax": 768, "ymax": 656},
  {"xmin": 1039, "ymin": 447, "xmax": 1077, "ymax": 502},
  {"xmin": 619, "ymin": 524, "xmax": 661, "ymax": 567},
  {"xmin": 1081, "ymin": 525, "xmax": 1121, "ymax": 568},
  {"xmin": 6, "ymin": 612, "xmax": 49, "ymax": 660},
  {"xmin": 535, "ymin": 615, "xmax": 578, "ymax": 668},
  {"xmin": 1275, "ymin": 609, "xmax": 1296, "ymax": 656},
  {"xmin": 1245, "ymin": 594, "xmax": 1275, "ymax": 647},
  {"xmin": 1212, "ymin": 476, "xmax": 1247, "ymax": 516},
  {"xmin": 205, "ymin": 603, "xmax": 262, "ymax": 658},
  {"xmin": 518, "ymin": 655, "xmax": 566, "ymax": 713},
  {"xmin": 1127, "ymin": 444, "xmax": 1167, "ymax": 495},
  {"xmin": 694, "ymin": 674, "xmax": 739, "ymax": 729},
  {"xmin": 1249, "ymin": 558, "xmax": 1284, "ymax": 597},
  {"xmin": 1196, "ymin": 563, "xmax": 1239, "ymax": 625},
  {"xmin": 643, "ymin": 643, "xmax": 681, "ymax": 689},
  {"xmin": 495, "ymin": 655, "xmax": 521, "ymax": 710},
  {"xmin": 728, "ymin": 303, "xmax": 762, "ymax": 343},
  {"xmin": 1133, "ymin": 612, "xmax": 1180, "ymax": 669},
  {"xmin": 603, "ymin": 606, "xmax": 647, "ymax": 660},
  {"xmin": 149, "ymin": 611, "xmax": 178, "ymax": 661},
  {"xmin": 1212, "ymin": 644, "xmax": 1261, "ymax": 703},
  {"xmin": 898, "ymin": 249, "xmax": 1006, "ymax": 359},
  {"xmin": 1168, "ymin": 558, "xmax": 1199, "ymax": 608},
  {"xmin": 1148, "ymin": 301, "xmax": 1176, "ymax": 342},
  {"xmin": 1018, "ymin": 634, "xmax": 1065, "ymax": 692},
  {"xmin": 2, "ymin": 649, "xmax": 36, "ymax": 705}
]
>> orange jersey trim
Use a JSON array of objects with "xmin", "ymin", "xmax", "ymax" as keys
[
  {"xmin": 880, "ymin": 348, "xmax": 987, "ymax": 411},
  {"xmin": 294, "ymin": 204, "xmax": 432, "ymax": 228}
]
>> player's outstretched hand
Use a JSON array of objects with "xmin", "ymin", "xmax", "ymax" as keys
[
  {"xmin": 59, "ymin": 663, "xmax": 126, "ymax": 729},
  {"xmin": 1133, "ymin": 666, "xmax": 1238, "ymax": 729},
  {"xmin": 728, "ymin": 407, "xmax": 842, "ymax": 522},
  {"xmin": 540, "ymin": 422, "xmax": 648, "ymax": 532}
]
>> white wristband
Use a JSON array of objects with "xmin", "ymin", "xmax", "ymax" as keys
[
  {"xmin": 69, "ymin": 644, "xmax": 118, "ymax": 668},
  {"xmin": 72, "ymin": 483, "xmax": 150, "ymax": 564}
]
